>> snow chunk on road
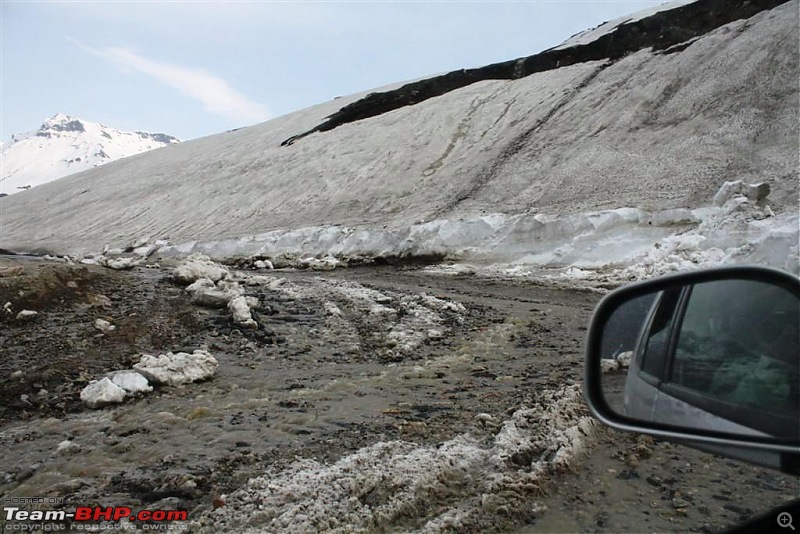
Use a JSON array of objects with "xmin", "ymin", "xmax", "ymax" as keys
[
  {"xmin": 56, "ymin": 440, "xmax": 80, "ymax": 455},
  {"xmin": 228, "ymin": 296, "xmax": 257, "ymax": 328},
  {"xmin": 616, "ymin": 350, "xmax": 632, "ymax": 369},
  {"xmin": 186, "ymin": 278, "xmax": 244, "ymax": 308},
  {"xmin": 420, "ymin": 293, "xmax": 467, "ymax": 313},
  {"xmin": 601, "ymin": 351, "xmax": 633, "ymax": 373},
  {"xmin": 601, "ymin": 359, "xmax": 620, "ymax": 373},
  {"xmin": 301, "ymin": 255, "xmax": 340, "ymax": 271},
  {"xmin": 185, "ymin": 278, "xmax": 216, "ymax": 293},
  {"xmin": 94, "ymin": 318, "xmax": 115, "ymax": 333},
  {"xmin": 254, "ymin": 259, "xmax": 273, "ymax": 270},
  {"xmin": 133, "ymin": 350, "xmax": 219, "ymax": 386},
  {"xmin": 110, "ymin": 371, "xmax": 153, "ymax": 393},
  {"xmin": 16, "ymin": 310, "xmax": 37, "ymax": 321},
  {"xmin": 174, "ymin": 253, "xmax": 229, "ymax": 283},
  {"xmin": 80, "ymin": 377, "xmax": 126, "ymax": 408},
  {"xmin": 98, "ymin": 256, "xmax": 143, "ymax": 270},
  {"xmin": 186, "ymin": 276, "xmax": 259, "ymax": 326}
]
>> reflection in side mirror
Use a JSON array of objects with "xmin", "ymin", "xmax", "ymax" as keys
[{"xmin": 585, "ymin": 267, "xmax": 800, "ymax": 452}]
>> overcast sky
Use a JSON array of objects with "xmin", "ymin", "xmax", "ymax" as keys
[{"xmin": 3, "ymin": 1, "xmax": 662, "ymax": 141}]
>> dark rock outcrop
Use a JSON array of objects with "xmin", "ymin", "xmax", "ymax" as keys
[
  {"xmin": 282, "ymin": 0, "xmax": 790, "ymax": 146},
  {"xmin": 138, "ymin": 132, "xmax": 181, "ymax": 144},
  {"xmin": 37, "ymin": 119, "xmax": 86, "ymax": 138}
]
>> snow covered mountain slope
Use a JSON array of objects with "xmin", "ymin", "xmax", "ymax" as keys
[
  {"xmin": 0, "ymin": 114, "xmax": 179, "ymax": 196},
  {"xmin": 0, "ymin": 0, "xmax": 797, "ymax": 280}
]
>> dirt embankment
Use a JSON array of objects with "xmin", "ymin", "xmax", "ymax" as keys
[
  {"xmin": 0, "ymin": 258, "xmax": 203, "ymax": 423},
  {"xmin": 0, "ymin": 258, "xmax": 796, "ymax": 532}
]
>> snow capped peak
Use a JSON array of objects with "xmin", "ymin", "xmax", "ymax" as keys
[
  {"xmin": 41, "ymin": 112, "xmax": 83, "ymax": 128},
  {"xmin": 37, "ymin": 113, "xmax": 87, "ymax": 137},
  {"xmin": 1, "ymin": 115, "xmax": 180, "ymax": 196}
]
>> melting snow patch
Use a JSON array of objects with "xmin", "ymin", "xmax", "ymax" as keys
[
  {"xmin": 419, "ymin": 293, "xmax": 466, "ymax": 314},
  {"xmin": 195, "ymin": 384, "xmax": 594, "ymax": 533}
]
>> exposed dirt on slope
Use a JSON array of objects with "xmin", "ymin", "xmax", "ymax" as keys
[
  {"xmin": 280, "ymin": 0, "xmax": 790, "ymax": 146},
  {"xmin": 0, "ymin": 258, "xmax": 796, "ymax": 532},
  {"xmin": 0, "ymin": 258, "xmax": 204, "ymax": 423}
]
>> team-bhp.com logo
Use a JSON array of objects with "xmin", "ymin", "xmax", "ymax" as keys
[{"xmin": 3, "ymin": 498, "xmax": 188, "ymax": 531}]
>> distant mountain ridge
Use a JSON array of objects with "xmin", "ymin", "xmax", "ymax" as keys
[{"xmin": 0, "ymin": 114, "xmax": 179, "ymax": 196}]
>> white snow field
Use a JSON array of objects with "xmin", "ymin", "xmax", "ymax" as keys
[
  {"xmin": 0, "ymin": 1, "xmax": 797, "ymax": 282},
  {"xmin": 0, "ymin": 114, "xmax": 179, "ymax": 196}
]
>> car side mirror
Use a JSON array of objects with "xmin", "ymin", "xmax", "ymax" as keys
[{"xmin": 584, "ymin": 266, "xmax": 800, "ymax": 474}]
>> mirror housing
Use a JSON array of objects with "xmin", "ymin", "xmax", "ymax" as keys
[{"xmin": 584, "ymin": 266, "xmax": 800, "ymax": 474}]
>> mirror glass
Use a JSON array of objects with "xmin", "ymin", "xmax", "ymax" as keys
[{"xmin": 599, "ymin": 278, "xmax": 799, "ymax": 440}]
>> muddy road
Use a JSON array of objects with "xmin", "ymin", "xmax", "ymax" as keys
[{"xmin": 0, "ymin": 258, "xmax": 796, "ymax": 532}]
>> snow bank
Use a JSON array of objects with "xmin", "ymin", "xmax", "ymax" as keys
[
  {"xmin": 157, "ymin": 182, "xmax": 798, "ymax": 285},
  {"xmin": 194, "ymin": 384, "xmax": 594, "ymax": 533}
]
